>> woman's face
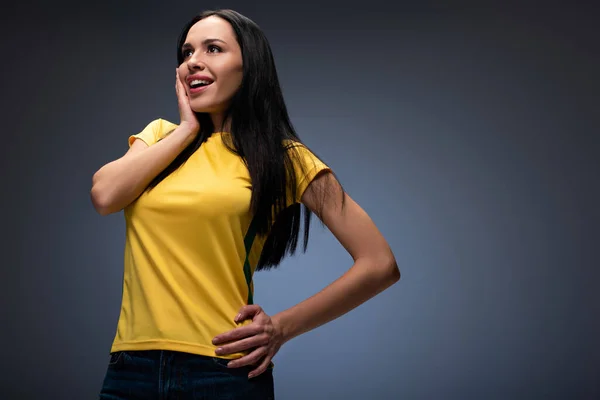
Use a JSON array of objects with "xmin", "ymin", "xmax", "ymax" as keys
[{"xmin": 178, "ymin": 16, "xmax": 243, "ymax": 116}]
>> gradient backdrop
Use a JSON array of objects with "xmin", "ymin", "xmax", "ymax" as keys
[{"xmin": 1, "ymin": 2, "xmax": 598, "ymax": 399}]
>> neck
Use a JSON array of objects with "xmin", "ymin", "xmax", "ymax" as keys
[{"xmin": 210, "ymin": 112, "xmax": 231, "ymax": 133}]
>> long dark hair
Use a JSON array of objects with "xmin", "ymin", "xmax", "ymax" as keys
[{"xmin": 147, "ymin": 9, "xmax": 342, "ymax": 271}]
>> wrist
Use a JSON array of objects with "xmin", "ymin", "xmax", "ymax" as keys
[
  {"xmin": 272, "ymin": 312, "xmax": 293, "ymax": 344},
  {"xmin": 173, "ymin": 124, "xmax": 199, "ymax": 145}
]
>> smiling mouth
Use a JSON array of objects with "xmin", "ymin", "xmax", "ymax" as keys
[{"xmin": 189, "ymin": 79, "xmax": 213, "ymax": 89}]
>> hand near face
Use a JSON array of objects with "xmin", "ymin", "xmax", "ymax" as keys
[
  {"xmin": 175, "ymin": 67, "xmax": 200, "ymax": 136},
  {"xmin": 212, "ymin": 305, "xmax": 284, "ymax": 379}
]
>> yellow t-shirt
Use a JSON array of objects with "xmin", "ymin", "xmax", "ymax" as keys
[{"xmin": 109, "ymin": 118, "xmax": 330, "ymax": 359}]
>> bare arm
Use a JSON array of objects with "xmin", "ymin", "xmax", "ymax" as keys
[
  {"xmin": 211, "ymin": 171, "xmax": 400, "ymax": 377},
  {"xmin": 273, "ymin": 171, "xmax": 400, "ymax": 342},
  {"xmin": 91, "ymin": 68, "xmax": 200, "ymax": 215},
  {"xmin": 90, "ymin": 126, "xmax": 196, "ymax": 215}
]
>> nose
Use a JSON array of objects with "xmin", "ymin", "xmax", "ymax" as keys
[{"xmin": 186, "ymin": 53, "xmax": 206, "ymax": 71}]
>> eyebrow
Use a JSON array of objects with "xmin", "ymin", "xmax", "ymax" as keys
[{"xmin": 182, "ymin": 38, "xmax": 227, "ymax": 49}]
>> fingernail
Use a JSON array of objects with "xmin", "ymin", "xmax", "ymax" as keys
[
  {"xmin": 216, "ymin": 347, "xmax": 223, "ymax": 354},
  {"xmin": 235, "ymin": 313, "xmax": 242, "ymax": 322}
]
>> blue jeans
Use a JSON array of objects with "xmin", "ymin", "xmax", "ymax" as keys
[{"xmin": 99, "ymin": 350, "xmax": 275, "ymax": 399}]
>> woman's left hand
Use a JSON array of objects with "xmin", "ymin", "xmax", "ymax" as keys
[{"xmin": 212, "ymin": 305, "xmax": 284, "ymax": 378}]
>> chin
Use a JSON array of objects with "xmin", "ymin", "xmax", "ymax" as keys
[
  {"xmin": 190, "ymin": 101, "xmax": 222, "ymax": 114},
  {"xmin": 189, "ymin": 104, "xmax": 211, "ymax": 113}
]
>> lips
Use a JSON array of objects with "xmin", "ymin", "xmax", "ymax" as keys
[
  {"xmin": 186, "ymin": 74, "xmax": 214, "ymax": 88},
  {"xmin": 189, "ymin": 84, "xmax": 211, "ymax": 95}
]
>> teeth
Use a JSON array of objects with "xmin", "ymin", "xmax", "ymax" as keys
[{"xmin": 190, "ymin": 79, "xmax": 211, "ymax": 86}]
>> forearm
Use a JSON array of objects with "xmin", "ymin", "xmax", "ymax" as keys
[
  {"xmin": 91, "ymin": 126, "xmax": 195, "ymax": 215},
  {"xmin": 273, "ymin": 257, "xmax": 400, "ymax": 343}
]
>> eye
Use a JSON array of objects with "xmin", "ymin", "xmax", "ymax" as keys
[
  {"xmin": 207, "ymin": 44, "xmax": 222, "ymax": 53},
  {"xmin": 182, "ymin": 48, "xmax": 193, "ymax": 59}
]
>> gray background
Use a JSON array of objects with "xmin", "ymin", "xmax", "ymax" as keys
[{"xmin": 1, "ymin": 1, "xmax": 598, "ymax": 399}]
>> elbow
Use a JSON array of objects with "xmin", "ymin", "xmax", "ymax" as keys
[
  {"xmin": 90, "ymin": 175, "xmax": 117, "ymax": 216},
  {"xmin": 358, "ymin": 249, "xmax": 401, "ymax": 289},
  {"xmin": 385, "ymin": 257, "xmax": 401, "ymax": 285},
  {"xmin": 374, "ymin": 253, "xmax": 400, "ymax": 288},
  {"xmin": 90, "ymin": 187, "xmax": 113, "ymax": 216}
]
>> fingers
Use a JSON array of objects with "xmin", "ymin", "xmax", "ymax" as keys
[
  {"xmin": 213, "ymin": 304, "xmax": 276, "ymax": 378},
  {"xmin": 175, "ymin": 69, "xmax": 186, "ymax": 99},
  {"xmin": 175, "ymin": 71, "xmax": 182, "ymax": 103},
  {"xmin": 174, "ymin": 68, "xmax": 200, "ymax": 134},
  {"xmin": 235, "ymin": 305, "xmax": 263, "ymax": 323},
  {"xmin": 176, "ymin": 69, "xmax": 194, "ymax": 121},
  {"xmin": 226, "ymin": 347, "xmax": 268, "ymax": 369},
  {"xmin": 248, "ymin": 355, "xmax": 272, "ymax": 379},
  {"xmin": 215, "ymin": 333, "xmax": 270, "ymax": 356},
  {"xmin": 213, "ymin": 324, "xmax": 263, "ymax": 345}
]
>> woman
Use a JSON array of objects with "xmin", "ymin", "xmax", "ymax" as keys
[{"xmin": 92, "ymin": 9, "xmax": 400, "ymax": 399}]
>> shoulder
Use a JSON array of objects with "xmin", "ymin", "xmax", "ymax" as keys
[
  {"xmin": 152, "ymin": 118, "xmax": 179, "ymax": 139},
  {"xmin": 284, "ymin": 140, "xmax": 325, "ymax": 168},
  {"xmin": 129, "ymin": 118, "xmax": 179, "ymax": 147}
]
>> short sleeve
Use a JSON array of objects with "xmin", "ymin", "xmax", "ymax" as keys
[
  {"xmin": 287, "ymin": 142, "xmax": 331, "ymax": 204},
  {"xmin": 128, "ymin": 118, "xmax": 177, "ymax": 148}
]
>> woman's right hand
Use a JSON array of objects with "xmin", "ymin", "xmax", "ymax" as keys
[{"xmin": 176, "ymin": 68, "xmax": 200, "ymax": 138}]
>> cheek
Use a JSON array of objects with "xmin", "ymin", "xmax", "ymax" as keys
[
  {"xmin": 216, "ymin": 67, "xmax": 243, "ymax": 96},
  {"xmin": 226, "ymin": 67, "xmax": 243, "ymax": 90}
]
